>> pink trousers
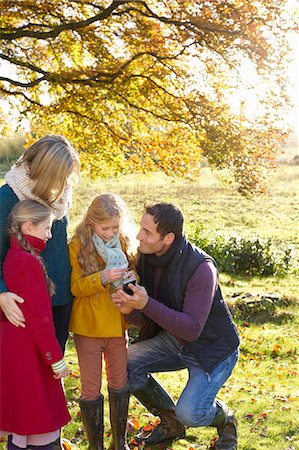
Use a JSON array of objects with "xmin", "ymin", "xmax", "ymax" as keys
[{"xmin": 74, "ymin": 334, "xmax": 128, "ymax": 400}]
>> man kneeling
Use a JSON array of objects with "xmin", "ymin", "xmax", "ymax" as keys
[{"xmin": 112, "ymin": 202, "xmax": 240, "ymax": 450}]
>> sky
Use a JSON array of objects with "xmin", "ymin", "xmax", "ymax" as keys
[{"xmin": 226, "ymin": 30, "xmax": 299, "ymax": 138}]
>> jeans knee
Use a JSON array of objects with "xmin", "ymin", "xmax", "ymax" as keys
[
  {"xmin": 127, "ymin": 361, "xmax": 148, "ymax": 392},
  {"xmin": 127, "ymin": 346, "xmax": 141, "ymax": 374},
  {"xmin": 175, "ymin": 404, "xmax": 197, "ymax": 427},
  {"xmin": 175, "ymin": 404, "xmax": 213, "ymax": 428},
  {"xmin": 127, "ymin": 358, "xmax": 140, "ymax": 382},
  {"xmin": 127, "ymin": 357, "xmax": 135, "ymax": 378}
]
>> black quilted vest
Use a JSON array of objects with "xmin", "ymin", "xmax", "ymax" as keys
[{"xmin": 136, "ymin": 237, "xmax": 240, "ymax": 373}]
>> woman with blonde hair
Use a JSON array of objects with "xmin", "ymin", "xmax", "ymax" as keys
[
  {"xmin": 69, "ymin": 193, "xmax": 137, "ymax": 450},
  {"xmin": 0, "ymin": 199, "xmax": 70, "ymax": 450},
  {"xmin": 0, "ymin": 134, "xmax": 80, "ymax": 352}
]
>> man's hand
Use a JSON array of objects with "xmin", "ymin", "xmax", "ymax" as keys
[
  {"xmin": 111, "ymin": 291, "xmax": 134, "ymax": 314},
  {"xmin": 0, "ymin": 291, "xmax": 25, "ymax": 327},
  {"xmin": 111, "ymin": 283, "xmax": 149, "ymax": 313}
]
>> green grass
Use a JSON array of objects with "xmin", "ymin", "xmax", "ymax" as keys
[
  {"xmin": 62, "ymin": 301, "xmax": 299, "ymax": 450},
  {"xmin": 1, "ymin": 164, "xmax": 299, "ymax": 449},
  {"xmin": 69, "ymin": 165, "xmax": 299, "ymax": 250}
]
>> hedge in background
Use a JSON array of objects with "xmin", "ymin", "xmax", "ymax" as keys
[
  {"xmin": 0, "ymin": 133, "xmax": 24, "ymax": 165},
  {"xmin": 190, "ymin": 226, "xmax": 298, "ymax": 276}
]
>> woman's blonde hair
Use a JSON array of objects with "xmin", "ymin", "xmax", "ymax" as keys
[
  {"xmin": 9, "ymin": 199, "xmax": 55, "ymax": 296},
  {"xmin": 75, "ymin": 193, "xmax": 137, "ymax": 275},
  {"xmin": 16, "ymin": 135, "xmax": 80, "ymax": 204}
]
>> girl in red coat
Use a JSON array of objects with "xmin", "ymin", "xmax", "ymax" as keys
[{"xmin": 0, "ymin": 199, "xmax": 70, "ymax": 449}]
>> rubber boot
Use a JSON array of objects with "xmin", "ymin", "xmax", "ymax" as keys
[
  {"xmin": 79, "ymin": 396, "xmax": 104, "ymax": 450},
  {"xmin": 133, "ymin": 376, "xmax": 185, "ymax": 445},
  {"xmin": 108, "ymin": 383, "xmax": 130, "ymax": 450},
  {"xmin": 9, "ymin": 434, "xmax": 62, "ymax": 450},
  {"xmin": 7, "ymin": 436, "xmax": 23, "ymax": 449},
  {"xmin": 52, "ymin": 437, "xmax": 62, "ymax": 450},
  {"xmin": 27, "ymin": 444, "xmax": 56, "ymax": 450},
  {"xmin": 209, "ymin": 399, "xmax": 238, "ymax": 450}
]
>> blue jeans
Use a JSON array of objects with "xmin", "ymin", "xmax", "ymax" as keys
[{"xmin": 128, "ymin": 331, "xmax": 238, "ymax": 427}]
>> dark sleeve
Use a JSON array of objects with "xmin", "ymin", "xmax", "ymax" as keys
[
  {"xmin": 141, "ymin": 261, "xmax": 218, "ymax": 341},
  {"xmin": 5, "ymin": 252, "xmax": 63, "ymax": 364},
  {"xmin": 125, "ymin": 310, "xmax": 147, "ymax": 328},
  {"xmin": 0, "ymin": 185, "xmax": 18, "ymax": 293}
]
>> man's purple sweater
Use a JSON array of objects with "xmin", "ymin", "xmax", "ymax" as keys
[{"xmin": 127, "ymin": 261, "xmax": 217, "ymax": 343}]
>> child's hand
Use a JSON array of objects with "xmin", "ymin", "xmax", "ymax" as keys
[
  {"xmin": 102, "ymin": 268, "xmax": 124, "ymax": 284},
  {"xmin": 53, "ymin": 367, "xmax": 69, "ymax": 380},
  {"xmin": 52, "ymin": 359, "xmax": 69, "ymax": 379},
  {"xmin": 124, "ymin": 270, "xmax": 135, "ymax": 280}
]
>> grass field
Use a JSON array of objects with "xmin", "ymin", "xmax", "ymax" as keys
[
  {"xmin": 69, "ymin": 165, "xmax": 299, "ymax": 250},
  {"xmin": 1, "ymin": 163, "xmax": 298, "ymax": 449}
]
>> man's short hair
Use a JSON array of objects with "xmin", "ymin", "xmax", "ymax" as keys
[{"xmin": 145, "ymin": 202, "xmax": 184, "ymax": 239}]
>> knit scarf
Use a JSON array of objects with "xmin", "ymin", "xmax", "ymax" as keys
[
  {"xmin": 134, "ymin": 235, "xmax": 186, "ymax": 341},
  {"xmin": 137, "ymin": 235, "xmax": 186, "ymax": 309},
  {"xmin": 5, "ymin": 163, "xmax": 72, "ymax": 220},
  {"xmin": 92, "ymin": 232, "xmax": 128, "ymax": 288}
]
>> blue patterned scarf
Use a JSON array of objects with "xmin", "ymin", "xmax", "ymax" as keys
[{"xmin": 92, "ymin": 232, "xmax": 128, "ymax": 287}]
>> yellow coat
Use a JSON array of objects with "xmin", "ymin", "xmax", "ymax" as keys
[{"xmin": 68, "ymin": 236, "xmax": 128, "ymax": 338}]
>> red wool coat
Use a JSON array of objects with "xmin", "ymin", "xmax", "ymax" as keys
[{"xmin": 0, "ymin": 235, "xmax": 70, "ymax": 435}]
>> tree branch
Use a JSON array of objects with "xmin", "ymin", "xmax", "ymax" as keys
[
  {"xmin": 0, "ymin": 0, "xmax": 128, "ymax": 40},
  {"xmin": 0, "ymin": 52, "xmax": 47, "ymax": 75},
  {"xmin": 0, "ymin": 86, "xmax": 43, "ymax": 106},
  {"xmin": 114, "ymin": 4, "xmax": 242, "ymax": 37},
  {"xmin": 64, "ymin": 109, "xmax": 129, "ymax": 140},
  {"xmin": 0, "ymin": 44, "xmax": 193, "ymax": 89},
  {"xmin": 116, "ymin": 92, "xmax": 187, "ymax": 123}
]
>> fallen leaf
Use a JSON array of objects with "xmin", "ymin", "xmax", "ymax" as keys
[
  {"xmin": 62, "ymin": 439, "xmax": 72, "ymax": 450},
  {"xmin": 127, "ymin": 418, "xmax": 140, "ymax": 432}
]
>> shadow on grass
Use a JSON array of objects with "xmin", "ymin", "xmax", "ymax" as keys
[
  {"xmin": 230, "ymin": 292, "xmax": 297, "ymax": 325},
  {"xmin": 243, "ymin": 311, "xmax": 295, "ymax": 325}
]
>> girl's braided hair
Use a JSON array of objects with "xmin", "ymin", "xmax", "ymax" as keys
[{"xmin": 8, "ymin": 199, "xmax": 55, "ymax": 296}]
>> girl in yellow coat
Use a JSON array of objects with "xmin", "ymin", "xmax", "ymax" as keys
[{"xmin": 69, "ymin": 193, "xmax": 137, "ymax": 450}]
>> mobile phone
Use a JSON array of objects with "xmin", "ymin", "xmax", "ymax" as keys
[{"xmin": 123, "ymin": 278, "xmax": 136, "ymax": 295}]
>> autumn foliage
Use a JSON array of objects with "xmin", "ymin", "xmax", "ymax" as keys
[{"xmin": 0, "ymin": 0, "xmax": 297, "ymax": 193}]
